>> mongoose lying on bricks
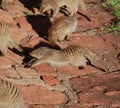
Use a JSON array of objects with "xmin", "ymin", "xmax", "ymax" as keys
[{"xmin": 27, "ymin": 45, "xmax": 109, "ymax": 72}]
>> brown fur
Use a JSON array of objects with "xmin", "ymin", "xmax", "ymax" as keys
[
  {"xmin": 39, "ymin": 0, "xmax": 88, "ymax": 18},
  {"xmin": 28, "ymin": 45, "xmax": 109, "ymax": 72},
  {"xmin": 0, "ymin": 0, "xmax": 14, "ymax": 9},
  {"xmin": 0, "ymin": 79, "xmax": 28, "ymax": 108},
  {"xmin": 0, "ymin": 21, "xmax": 22, "ymax": 56},
  {"xmin": 48, "ymin": 15, "xmax": 77, "ymax": 45}
]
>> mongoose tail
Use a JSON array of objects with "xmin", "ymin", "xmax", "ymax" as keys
[
  {"xmin": 77, "ymin": 11, "xmax": 91, "ymax": 21},
  {"xmin": 78, "ymin": 0, "xmax": 91, "ymax": 21},
  {"xmin": 79, "ymin": 0, "xmax": 88, "ymax": 16},
  {"xmin": 83, "ymin": 49, "xmax": 109, "ymax": 72}
]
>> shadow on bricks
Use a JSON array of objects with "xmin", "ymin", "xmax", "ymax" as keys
[
  {"xmin": 26, "ymin": 15, "xmax": 51, "ymax": 38},
  {"xmin": 19, "ymin": 0, "xmax": 42, "ymax": 12}
]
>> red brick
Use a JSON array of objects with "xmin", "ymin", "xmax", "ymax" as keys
[
  {"xmin": 29, "ymin": 105, "xmax": 55, "ymax": 108},
  {"xmin": 79, "ymin": 92, "xmax": 120, "ymax": 107},
  {"xmin": 0, "ymin": 68, "xmax": 21, "ymax": 79},
  {"xmin": 77, "ymin": 18, "xmax": 101, "ymax": 31},
  {"xmin": 12, "ymin": 26, "xmax": 29, "ymax": 43},
  {"xmin": 0, "ymin": 0, "xmax": 119, "ymax": 107},
  {"xmin": 77, "ymin": 12, "xmax": 114, "ymax": 31},
  {"xmin": 36, "ymin": 64, "xmax": 57, "ymax": 76},
  {"xmin": 68, "ymin": 35, "xmax": 109, "ymax": 54},
  {"xmin": 14, "ymin": 16, "xmax": 33, "ymax": 32},
  {"xmin": 0, "ymin": 10, "xmax": 14, "ymax": 23},
  {"xmin": 65, "ymin": 105, "xmax": 92, "ymax": 108},
  {"xmin": 57, "ymin": 65, "xmax": 102, "ymax": 76},
  {"xmin": 6, "ymin": 49, "xmax": 24, "ymax": 65},
  {"xmin": 6, "ymin": 77, "xmax": 46, "ymax": 86},
  {"xmin": 70, "ymin": 73, "xmax": 120, "ymax": 107},
  {"xmin": 17, "ymin": 85, "xmax": 67, "ymax": 105},
  {"xmin": 95, "ymin": 13, "xmax": 115, "ymax": 26},
  {"xmin": 88, "ymin": 86, "xmax": 107, "ymax": 92},
  {"xmin": 43, "ymin": 75, "xmax": 60, "ymax": 86},
  {"xmin": 105, "ymin": 91, "xmax": 120, "ymax": 98},
  {"xmin": 86, "ymin": 0, "xmax": 98, "ymax": 3},
  {"xmin": 27, "ymin": 36, "xmax": 46, "ymax": 48},
  {"xmin": 15, "ymin": 67, "xmax": 39, "ymax": 78},
  {"xmin": 0, "ymin": 57, "xmax": 14, "ymax": 69},
  {"xmin": 70, "ymin": 73, "xmax": 120, "ymax": 92}
]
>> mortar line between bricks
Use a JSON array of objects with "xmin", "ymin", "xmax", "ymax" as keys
[{"xmin": 54, "ymin": 71, "xmax": 79, "ymax": 106}]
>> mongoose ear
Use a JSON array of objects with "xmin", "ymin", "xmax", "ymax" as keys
[{"xmin": 83, "ymin": 14, "xmax": 91, "ymax": 21}]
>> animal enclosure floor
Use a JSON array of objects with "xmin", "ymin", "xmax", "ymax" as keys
[{"xmin": 0, "ymin": 0, "xmax": 120, "ymax": 108}]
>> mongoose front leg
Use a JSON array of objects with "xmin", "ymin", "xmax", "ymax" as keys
[
  {"xmin": 51, "ymin": 5, "xmax": 59, "ymax": 18},
  {"xmin": 29, "ymin": 53, "xmax": 51, "ymax": 67},
  {"xmin": 30, "ymin": 57, "xmax": 47, "ymax": 67}
]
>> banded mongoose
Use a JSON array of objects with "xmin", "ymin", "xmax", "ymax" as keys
[
  {"xmin": 39, "ymin": 0, "xmax": 88, "ymax": 18},
  {"xmin": 0, "ymin": 79, "xmax": 28, "ymax": 108},
  {"xmin": 27, "ymin": 45, "xmax": 109, "ymax": 72},
  {"xmin": 0, "ymin": 0, "xmax": 14, "ymax": 9},
  {"xmin": 0, "ymin": 21, "xmax": 22, "ymax": 56},
  {"xmin": 48, "ymin": 15, "xmax": 77, "ymax": 45}
]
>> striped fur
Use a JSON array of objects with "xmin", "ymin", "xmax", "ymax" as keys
[
  {"xmin": 0, "ymin": 79, "xmax": 28, "ymax": 108},
  {"xmin": 28, "ymin": 46, "xmax": 109, "ymax": 72},
  {"xmin": 48, "ymin": 15, "xmax": 77, "ymax": 45},
  {"xmin": 0, "ymin": 21, "xmax": 22, "ymax": 56},
  {"xmin": 0, "ymin": 0, "xmax": 14, "ymax": 9},
  {"xmin": 39, "ymin": 0, "xmax": 88, "ymax": 18}
]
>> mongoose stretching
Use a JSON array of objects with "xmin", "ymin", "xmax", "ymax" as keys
[
  {"xmin": 39, "ymin": 0, "xmax": 88, "ymax": 18},
  {"xmin": 0, "ymin": 21, "xmax": 22, "ymax": 56},
  {"xmin": 0, "ymin": 79, "xmax": 28, "ymax": 108},
  {"xmin": 48, "ymin": 15, "xmax": 77, "ymax": 45},
  {"xmin": 27, "ymin": 45, "xmax": 109, "ymax": 72},
  {"xmin": 0, "ymin": 0, "xmax": 14, "ymax": 9}
]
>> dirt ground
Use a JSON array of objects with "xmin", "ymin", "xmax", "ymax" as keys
[{"xmin": 0, "ymin": 0, "xmax": 120, "ymax": 108}]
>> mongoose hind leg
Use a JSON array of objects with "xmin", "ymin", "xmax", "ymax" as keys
[{"xmin": 0, "ymin": 46, "xmax": 7, "ymax": 56}]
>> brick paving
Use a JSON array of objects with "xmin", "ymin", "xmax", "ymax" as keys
[{"xmin": 0, "ymin": 0, "xmax": 120, "ymax": 108}]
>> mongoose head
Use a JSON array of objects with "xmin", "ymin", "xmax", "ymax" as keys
[{"xmin": 29, "ymin": 46, "xmax": 50, "ymax": 59}]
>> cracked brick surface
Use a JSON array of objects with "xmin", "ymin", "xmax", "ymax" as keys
[{"xmin": 0, "ymin": 0, "xmax": 120, "ymax": 108}]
